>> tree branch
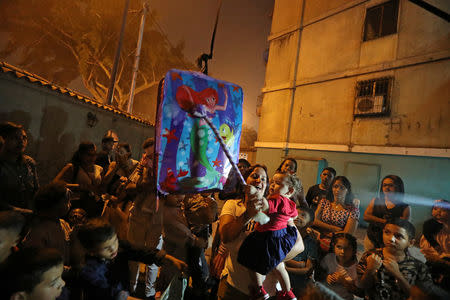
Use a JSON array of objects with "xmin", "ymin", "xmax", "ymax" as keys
[
  {"xmin": 91, "ymin": 55, "xmax": 112, "ymax": 79},
  {"xmin": 134, "ymin": 80, "xmax": 159, "ymax": 96},
  {"xmin": 37, "ymin": 27, "xmax": 80, "ymax": 62}
]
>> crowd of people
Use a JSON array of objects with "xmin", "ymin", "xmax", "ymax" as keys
[{"xmin": 0, "ymin": 121, "xmax": 448, "ymax": 300}]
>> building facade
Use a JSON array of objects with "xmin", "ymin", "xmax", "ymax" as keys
[{"xmin": 257, "ymin": 0, "xmax": 449, "ymax": 229}]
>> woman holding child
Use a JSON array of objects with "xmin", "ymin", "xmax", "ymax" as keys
[{"xmin": 217, "ymin": 164, "xmax": 304, "ymax": 300}]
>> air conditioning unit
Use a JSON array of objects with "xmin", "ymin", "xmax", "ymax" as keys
[{"xmin": 354, "ymin": 95, "xmax": 387, "ymax": 116}]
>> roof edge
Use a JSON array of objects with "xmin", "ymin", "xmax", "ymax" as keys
[{"xmin": 0, "ymin": 61, "xmax": 154, "ymax": 126}]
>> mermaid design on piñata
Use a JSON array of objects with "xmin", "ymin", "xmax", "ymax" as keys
[
  {"xmin": 175, "ymin": 84, "xmax": 228, "ymax": 189},
  {"xmin": 155, "ymin": 69, "xmax": 242, "ymax": 195}
]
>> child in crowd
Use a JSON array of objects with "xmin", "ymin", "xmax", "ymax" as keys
[
  {"xmin": 285, "ymin": 207, "xmax": 318, "ymax": 297},
  {"xmin": 320, "ymin": 233, "xmax": 360, "ymax": 300},
  {"xmin": 420, "ymin": 199, "xmax": 450, "ymax": 265},
  {"xmin": 305, "ymin": 167, "xmax": 336, "ymax": 212},
  {"xmin": 276, "ymin": 158, "xmax": 308, "ymax": 207},
  {"xmin": 22, "ymin": 181, "xmax": 72, "ymax": 264},
  {"xmin": 237, "ymin": 171, "xmax": 301, "ymax": 300},
  {"xmin": 0, "ymin": 210, "xmax": 25, "ymax": 264},
  {"xmin": 77, "ymin": 218, "xmax": 187, "ymax": 300},
  {"xmin": 1, "ymin": 247, "xmax": 65, "ymax": 300},
  {"xmin": 358, "ymin": 219, "xmax": 433, "ymax": 300}
]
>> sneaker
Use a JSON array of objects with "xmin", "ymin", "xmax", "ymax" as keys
[
  {"xmin": 284, "ymin": 289, "xmax": 297, "ymax": 300},
  {"xmin": 276, "ymin": 289, "xmax": 297, "ymax": 300},
  {"xmin": 253, "ymin": 286, "xmax": 270, "ymax": 300}
]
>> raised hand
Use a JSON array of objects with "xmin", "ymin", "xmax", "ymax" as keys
[
  {"xmin": 366, "ymin": 253, "xmax": 382, "ymax": 271},
  {"xmin": 383, "ymin": 257, "xmax": 401, "ymax": 276},
  {"xmin": 327, "ymin": 273, "xmax": 338, "ymax": 285}
]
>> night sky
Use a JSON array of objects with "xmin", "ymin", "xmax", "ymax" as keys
[{"xmin": 139, "ymin": 0, "xmax": 274, "ymax": 130}]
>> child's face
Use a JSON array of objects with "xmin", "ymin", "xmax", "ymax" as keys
[
  {"xmin": 237, "ymin": 162, "xmax": 249, "ymax": 175},
  {"xmin": 432, "ymin": 206, "xmax": 449, "ymax": 224},
  {"xmin": 280, "ymin": 160, "xmax": 296, "ymax": 174},
  {"xmin": 334, "ymin": 238, "xmax": 353, "ymax": 263},
  {"xmin": 144, "ymin": 145, "xmax": 154, "ymax": 156},
  {"xmin": 294, "ymin": 209, "xmax": 311, "ymax": 229},
  {"xmin": 269, "ymin": 173, "xmax": 292, "ymax": 197},
  {"xmin": 383, "ymin": 224, "xmax": 412, "ymax": 252},
  {"xmin": 92, "ymin": 234, "xmax": 119, "ymax": 260},
  {"xmin": 117, "ymin": 146, "xmax": 130, "ymax": 158},
  {"xmin": 26, "ymin": 263, "xmax": 65, "ymax": 300},
  {"xmin": 0, "ymin": 228, "xmax": 20, "ymax": 263}
]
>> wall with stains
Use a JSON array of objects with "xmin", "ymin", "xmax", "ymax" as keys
[
  {"xmin": 0, "ymin": 72, "xmax": 154, "ymax": 185},
  {"xmin": 259, "ymin": 0, "xmax": 450, "ymax": 147}
]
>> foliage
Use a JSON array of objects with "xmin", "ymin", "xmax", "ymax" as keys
[{"xmin": 0, "ymin": 0, "xmax": 195, "ymax": 119}]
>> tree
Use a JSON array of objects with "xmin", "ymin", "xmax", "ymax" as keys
[{"xmin": 0, "ymin": 0, "xmax": 195, "ymax": 120}]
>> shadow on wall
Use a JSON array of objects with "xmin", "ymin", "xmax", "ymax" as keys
[
  {"xmin": 0, "ymin": 102, "xmax": 154, "ymax": 187},
  {"xmin": 37, "ymin": 105, "xmax": 76, "ymax": 185}
]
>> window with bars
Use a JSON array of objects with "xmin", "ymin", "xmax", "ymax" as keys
[
  {"xmin": 354, "ymin": 77, "xmax": 392, "ymax": 117},
  {"xmin": 363, "ymin": 0, "xmax": 399, "ymax": 41}
]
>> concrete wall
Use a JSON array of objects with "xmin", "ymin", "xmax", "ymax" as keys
[
  {"xmin": 256, "ymin": 147, "xmax": 450, "ymax": 235},
  {"xmin": 286, "ymin": 60, "xmax": 450, "ymax": 147},
  {"xmin": 260, "ymin": 0, "xmax": 450, "ymax": 148},
  {"xmin": 0, "ymin": 72, "xmax": 154, "ymax": 185}
]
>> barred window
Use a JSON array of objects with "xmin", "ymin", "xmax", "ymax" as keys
[{"xmin": 354, "ymin": 77, "xmax": 392, "ymax": 117}]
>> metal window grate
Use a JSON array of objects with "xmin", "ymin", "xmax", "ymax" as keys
[
  {"xmin": 357, "ymin": 78, "xmax": 390, "ymax": 97},
  {"xmin": 354, "ymin": 77, "xmax": 392, "ymax": 117}
]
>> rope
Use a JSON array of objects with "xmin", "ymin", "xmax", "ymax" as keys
[{"xmin": 191, "ymin": 110, "xmax": 246, "ymax": 186}]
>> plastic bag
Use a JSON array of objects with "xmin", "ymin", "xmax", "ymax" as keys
[{"xmin": 160, "ymin": 275, "xmax": 188, "ymax": 300}]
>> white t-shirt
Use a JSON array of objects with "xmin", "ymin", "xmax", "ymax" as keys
[
  {"xmin": 220, "ymin": 199, "xmax": 279, "ymax": 295},
  {"xmin": 320, "ymin": 253, "xmax": 358, "ymax": 300}
]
